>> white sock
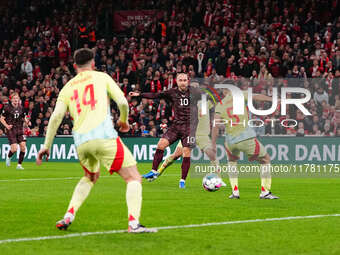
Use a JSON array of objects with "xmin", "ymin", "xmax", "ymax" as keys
[
  {"xmin": 126, "ymin": 181, "xmax": 142, "ymax": 227},
  {"xmin": 260, "ymin": 164, "xmax": 271, "ymax": 192},
  {"xmin": 66, "ymin": 176, "xmax": 94, "ymax": 217}
]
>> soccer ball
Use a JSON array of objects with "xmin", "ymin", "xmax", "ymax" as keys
[{"xmin": 202, "ymin": 173, "xmax": 222, "ymax": 192}]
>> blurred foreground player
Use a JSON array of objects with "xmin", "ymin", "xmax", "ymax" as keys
[
  {"xmin": 36, "ymin": 48, "xmax": 156, "ymax": 233},
  {"xmin": 130, "ymin": 73, "xmax": 201, "ymax": 188},
  {"xmin": 212, "ymin": 88, "xmax": 279, "ymax": 199},
  {"xmin": 1, "ymin": 93, "xmax": 30, "ymax": 170}
]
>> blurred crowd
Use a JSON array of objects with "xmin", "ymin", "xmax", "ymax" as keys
[{"xmin": 0, "ymin": 0, "xmax": 339, "ymax": 138}]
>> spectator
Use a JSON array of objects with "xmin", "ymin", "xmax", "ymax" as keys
[
  {"xmin": 57, "ymin": 33, "xmax": 71, "ymax": 62},
  {"xmin": 0, "ymin": 0, "xmax": 339, "ymax": 138},
  {"xmin": 314, "ymin": 87, "xmax": 329, "ymax": 105},
  {"xmin": 121, "ymin": 77, "xmax": 132, "ymax": 96},
  {"xmin": 322, "ymin": 123, "xmax": 334, "ymax": 136},
  {"xmin": 21, "ymin": 56, "xmax": 33, "ymax": 80}
]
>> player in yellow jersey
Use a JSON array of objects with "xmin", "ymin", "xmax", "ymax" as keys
[
  {"xmin": 212, "ymin": 88, "xmax": 279, "ymax": 199},
  {"xmin": 36, "ymin": 48, "xmax": 156, "ymax": 233}
]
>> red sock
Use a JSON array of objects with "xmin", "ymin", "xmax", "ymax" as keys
[{"xmin": 68, "ymin": 207, "xmax": 75, "ymax": 215}]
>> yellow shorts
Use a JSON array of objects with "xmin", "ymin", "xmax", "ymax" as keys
[
  {"xmin": 225, "ymin": 138, "xmax": 266, "ymax": 161},
  {"xmin": 77, "ymin": 137, "xmax": 136, "ymax": 175}
]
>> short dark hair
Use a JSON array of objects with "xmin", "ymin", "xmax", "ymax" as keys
[{"xmin": 74, "ymin": 48, "xmax": 94, "ymax": 66}]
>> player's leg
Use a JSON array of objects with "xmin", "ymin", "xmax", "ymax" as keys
[
  {"xmin": 225, "ymin": 142, "xmax": 240, "ymax": 198},
  {"xmin": 6, "ymin": 132, "xmax": 17, "ymax": 167},
  {"xmin": 178, "ymin": 146, "xmax": 191, "ymax": 188},
  {"xmin": 17, "ymin": 136, "xmax": 27, "ymax": 169},
  {"xmin": 158, "ymin": 141, "xmax": 183, "ymax": 175},
  {"xmin": 153, "ymin": 138, "xmax": 170, "ymax": 169},
  {"xmin": 203, "ymin": 146, "xmax": 227, "ymax": 187},
  {"xmin": 142, "ymin": 137, "xmax": 170, "ymax": 180},
  {"xmin": 143, "ymin": 127, "xmax": 178, "ymax": 180},
  {"xmin": 101, "ymin": 138, "xmax": 155, "ymax": 233},
  {"xmin": 117, "ymin": 166, "xmax": 155, "ymax": 233},
  {"xmin": 178, "ymin": 128, "xmax": 197, "ymax": 188},
  {"xmin": 197, "ymin": 135, "xmax": 226, "ymax": 186},
  {"xmin": 143, "ymin": 140, "xmax": 182, "ymax": 181},
  {"xmin": 245, "ymin": 138, "xmax": 278, "ymax": 199},
  {"xmin": 258, "ymin": 153, "xmax": 279, "ymax": 199},
  {"xmin": 56, "ymin": 142, "xmax": 99, "ymax": 230}
]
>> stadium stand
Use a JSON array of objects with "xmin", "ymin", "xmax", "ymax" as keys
[{"xmin": 0, "ymin": 0, "xmax": 339, "ymax": 137}]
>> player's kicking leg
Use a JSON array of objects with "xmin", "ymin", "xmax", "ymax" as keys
[
  {"xmin": 142, "ymin": 138, "xmax": 170, "ymax": 181},
  {"xmin": 196, "ymin": 135, "xmax": 226, "ymax": 187},
  {"xmin": 143, "ymin": 127, "xmax": 179, "ymax": 181},
  {"xmin": 145, "ymin": 141, "xmax": 183, "ymax": 182}
]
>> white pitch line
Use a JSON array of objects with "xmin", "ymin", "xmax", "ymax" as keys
[
  {"xmin": 0, "ymin": 176, "xmax": 112, "ymax": 182},
  {"xmin": 0, "ymin": 174, "xmax": 179, "ymax": 183},
  {"xmin": 0, "ymin": 214, "xmax": 339, "ymax": 244}
]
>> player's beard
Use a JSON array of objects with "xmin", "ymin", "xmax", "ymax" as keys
[{"xmin": 179, "ymin": 85, "xmax": 188, "ymax": 92}]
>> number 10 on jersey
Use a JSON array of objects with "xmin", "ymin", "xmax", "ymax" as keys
[{"xmin": 71, "ymin": 84, "xmax": 97, "ymax": 114}]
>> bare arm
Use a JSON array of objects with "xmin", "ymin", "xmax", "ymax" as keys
[
  {"xmin": 37, "ymin": 101, "xmax": 67, "ymax": 165},
  {"xmin": 107, "ymin": 76, "xmax": 130, "ymax": 132},
  {"xmin": 24, "ymin": 115, "xmax": 31, "ymax": 127},
  {"xmin": 0, "ymin": 116, "xmax": 12, "ymax": 130},
  {"xmin": 253, "ymin": 94, "xmax": 274, "ymax": 102},
  {"xmin": 211, "ymin": 113, "xmax": 221, "ymax": 152},
  {"xmin": 107, "ymin": 78, "xmax": 129, "ymax": 122},
  {"xmin": 141, "ymin": 92, "xmax": 166, "ymax": 99},
  {"xmin": 43, "ymin": 101, "xmax": 68, "ymax": 149},
  {"xmin": 129, "ymin": 91, "xmax": 169, "ymax": 100}
]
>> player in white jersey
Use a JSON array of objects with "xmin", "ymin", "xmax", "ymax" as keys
[
  {"xmin": 212, "ymin": 88, "xmax": 279, "ymax": 199},
  {"xmin": 36, "ymin": 48, "xmax": 156, "ymax": 233}
]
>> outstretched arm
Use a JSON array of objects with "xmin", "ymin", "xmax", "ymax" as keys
[
  {"xmin": 43, "ymin": 101, "xmax": 68, "ymax": 149},
  {"xmin": 129, "ymin": 91, "xmax": 169, "ymax": 99},
  {"xmin": 253, "ymin": 94, "xmax": 274, "ymax": 102},
  {"xmin": 37, "ymin": 101, "xmax": 67, "ymax": 165}
]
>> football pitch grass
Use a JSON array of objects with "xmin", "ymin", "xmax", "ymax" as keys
[{"xmin": 1, "ymin": 162, "xmax": 340, "ymax": 255}]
